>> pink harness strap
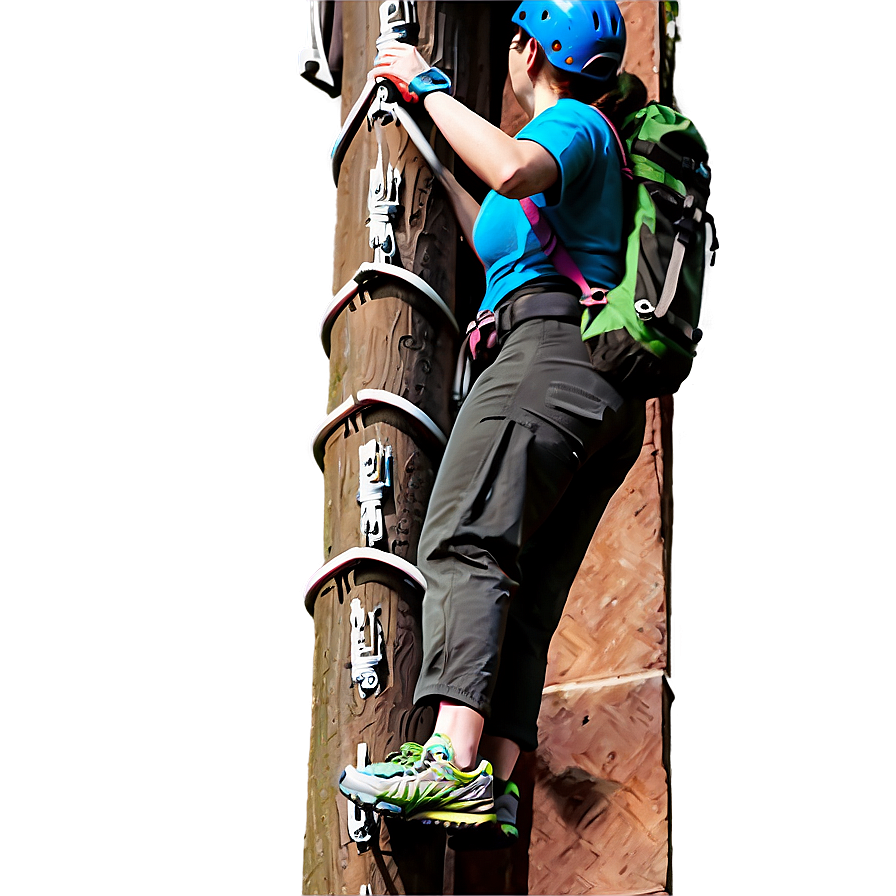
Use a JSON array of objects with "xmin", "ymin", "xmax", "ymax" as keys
[{"xmin": 519, "ymin": 197, "xmax": 600, "ymax": 304}]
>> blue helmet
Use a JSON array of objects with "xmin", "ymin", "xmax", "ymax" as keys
[{"xmin": 511, "ymin": 1, "xmax": 626, "ymax": 88}]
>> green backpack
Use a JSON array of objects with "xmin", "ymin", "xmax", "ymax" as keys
[{"xmin": 582, "ymin": 103, "xmax": 718, "ymax": 398}]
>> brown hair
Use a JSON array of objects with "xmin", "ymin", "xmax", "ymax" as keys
[{"xmin": 548, "ymin": 66, "xmax": 647, "ymax": 132}]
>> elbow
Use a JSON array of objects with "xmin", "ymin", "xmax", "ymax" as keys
[
  {"xmin": 492, "ymin": 152, "xmax": 558, "ymax": 198},
  {"xmin": 493, "ymin": 164, "xmax": 530, "ymax": 198}
]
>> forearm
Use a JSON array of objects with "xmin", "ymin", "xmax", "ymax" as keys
[{"xmin": 369, "ymin": 42, "xmax": 557, "ymax": 198}]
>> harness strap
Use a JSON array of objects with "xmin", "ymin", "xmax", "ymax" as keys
[
  {"xmin": 518, "ymin": 198, "xmax": 598, "ymax": 303},
  {"xmin": 495, "ymin": 291, "xmax": 585, "ymax": 338}
]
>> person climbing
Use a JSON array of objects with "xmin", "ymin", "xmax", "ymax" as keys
[{"xmin": 339, "ymin": 1, "xmax": 647, "ymax": 848}]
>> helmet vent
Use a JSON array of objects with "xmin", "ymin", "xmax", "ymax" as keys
[
  {"xmin": 552, "ymin": 40, "xmax": 561, "ymax": 51},
  {"xmin": 541, "ymin": 9, "xmax": 550, "ymax": 20},
  {"xmin": 593, "ymin": 11, "xmax": 600, "ymax": 31}
]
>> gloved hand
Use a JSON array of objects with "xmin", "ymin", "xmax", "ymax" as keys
[{"xmin": 369, "ymin": 40, "xmax": 451, "ymax": 104}]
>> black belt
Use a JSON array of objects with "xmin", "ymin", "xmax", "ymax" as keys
[{"xmin": 495, "ymin": 290, "xmax": 583, "ymax": 340}]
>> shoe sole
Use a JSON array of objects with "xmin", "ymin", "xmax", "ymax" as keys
[{"xmin": 339, "ymin": 775, "xmax": 496, "ymax": 829}]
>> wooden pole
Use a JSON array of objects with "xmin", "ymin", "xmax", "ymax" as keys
[{"xmin": 302, "ymin": 4, "xmax": 496, "ymax": 893}]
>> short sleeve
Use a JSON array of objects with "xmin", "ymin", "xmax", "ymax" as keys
[{"xmin": 516, "ymin": 102, "xmax": 603, "ymax": 201}]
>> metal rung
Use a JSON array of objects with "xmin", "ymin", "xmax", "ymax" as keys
[
  {"xmin": 304, "ymin": 546, "xmax": 427, "ymax": 615},
  {"xmin": 311, "ymin": 388, "xmax": 448, "ymax": 470},
  {"xmin": 321, "ymin": 262, "xmax": 458, "ymax": 356}
]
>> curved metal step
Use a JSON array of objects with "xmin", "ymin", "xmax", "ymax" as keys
[
  {"xmin": 321, "ymin": 262, "xmax": 458, "ymax": 357},
  {"xmin": 311, "ymin": 388, "xmax": 448, "ymax": 470},
  {"xmin": 304, "ymin": 546, "xmax": 427, "ymax": 615}
]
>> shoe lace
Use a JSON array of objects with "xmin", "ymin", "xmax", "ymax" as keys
[{"xmin": 383, "ymin": 741, "xmax": 425, "ymax": 769}]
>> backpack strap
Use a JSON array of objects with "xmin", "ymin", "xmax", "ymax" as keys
[
  {"xmin": 655, "ymin": 195, "xmax": 705, "ymax": 319},
  {"xmin": 593, "ymin": 107, "xmax": 633, "ymax": 181}
]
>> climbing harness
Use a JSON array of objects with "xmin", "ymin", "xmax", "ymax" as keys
[{"xmin": 451, "ymin": 288, "xmax": 587, "ymax": 412}]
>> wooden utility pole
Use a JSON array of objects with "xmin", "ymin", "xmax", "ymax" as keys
[
  {"xmin": 300, "ymin": 3, "xmax": 681, "ymax": 893},
  {"xmin": 301, "ymin": 3, "xmax": 495, "ymax": 893}
]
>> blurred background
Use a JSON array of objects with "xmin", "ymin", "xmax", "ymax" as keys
[{"xmin": 1, "ymin": 2, "xmax": 891, "ymax": 893}]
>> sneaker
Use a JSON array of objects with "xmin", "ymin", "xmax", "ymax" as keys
[
  {"xmin": 339, "ymin": 733, "xmax": 496, "ymax": 829},
  {"xmin": 448, "ymin": 779, "xmax": 520, "ymax": 850}
]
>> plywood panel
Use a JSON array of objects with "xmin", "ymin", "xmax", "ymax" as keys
[
  {"xmin": 547, "ymin": 397, "xmax": 670, "ymax": 686},
  {"xmin": 528, "ymin": 677, "xmax": 671, "ymax": 896}
]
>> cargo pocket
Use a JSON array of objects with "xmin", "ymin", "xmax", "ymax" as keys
[
  {"xmin": 539, "ymin": 380, "xmax": 625, "ymax": 466},
  {"xmin": 545, "ymin": 382, "xmax": 611, "ymax": 422}
]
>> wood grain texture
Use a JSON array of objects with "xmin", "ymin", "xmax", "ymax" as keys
[
  {"xmin": 327, "ymin": 281, "xmax": 455, "ymax": 435},
  {"xmin": 302, "ymin": 573, "xmax": 443, "ymax": 895}
]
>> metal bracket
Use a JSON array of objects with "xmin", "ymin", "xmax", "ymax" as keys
[
  {"xmin": 304, "ymin": 546, "xmax": 427, "ymax": 615},
  {"xmin": 350, "ymin": 598, "xmax": 385, "ymax": 697},
  {"xmin": 376, "ymin": 0, "xmax": 419, "ymax": 46},
  {"xmin": 298, "ymin": 0, "xmax": 339, "ymax": 98},
  {"xmin": 331, "ymin": 2, "xmax": 431, "ymax": 186},
  {"xmin": 367, "ymin": 81, "xmax": 399, "ymax": 129},
  {"xmin": 321, "ymin": 263, "xmax": 458, "ymax": 357},
  {"xmin": 367, "ymin": 146, "xmax": 402, "ymax": 264},
  {"xmin": 357, "ymin": 439, "xmax": 393, "ymax": 547},
  {"xmin": 311, "ymin": 389, "xmax": 447, "ymax": 471},
  {"xmin": 347, "ymin": 742, "xmax": 380, "ymax": 852}
]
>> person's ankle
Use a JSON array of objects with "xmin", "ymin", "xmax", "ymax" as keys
[{"xmin": 452, "ymin": 748, "xmax": 478, "ymax": 772}]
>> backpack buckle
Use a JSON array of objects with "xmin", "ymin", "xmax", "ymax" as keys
[
  {"xmin": 635, "ymin": 298, "xmax": 656, "ymax": 321},
  {"xmin": 580, "ymin": 288, "xmax": 608, "ymax": 307}
]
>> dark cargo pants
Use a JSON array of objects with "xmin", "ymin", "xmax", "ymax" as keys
[{"xmin": 413, "ymin": 314, "xmax": 646, "ymax": 752}]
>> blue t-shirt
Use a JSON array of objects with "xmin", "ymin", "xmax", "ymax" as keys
[{"xmin": 471, "ymin": 98, "xmax": 626, "ymax": 312}]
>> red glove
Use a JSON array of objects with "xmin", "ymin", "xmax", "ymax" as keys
[
  {"xmin": 369, "ymin": 41, "xmax": 429, "ymax": 104},
  {"xmin": 373, "ymin": 70, "xmax": 418, "ymax": 104}
]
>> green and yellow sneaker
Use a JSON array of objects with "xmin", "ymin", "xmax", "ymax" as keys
[{"xmin": 338, "ymin": 733, "xmax": 496, "ymax": 829}]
